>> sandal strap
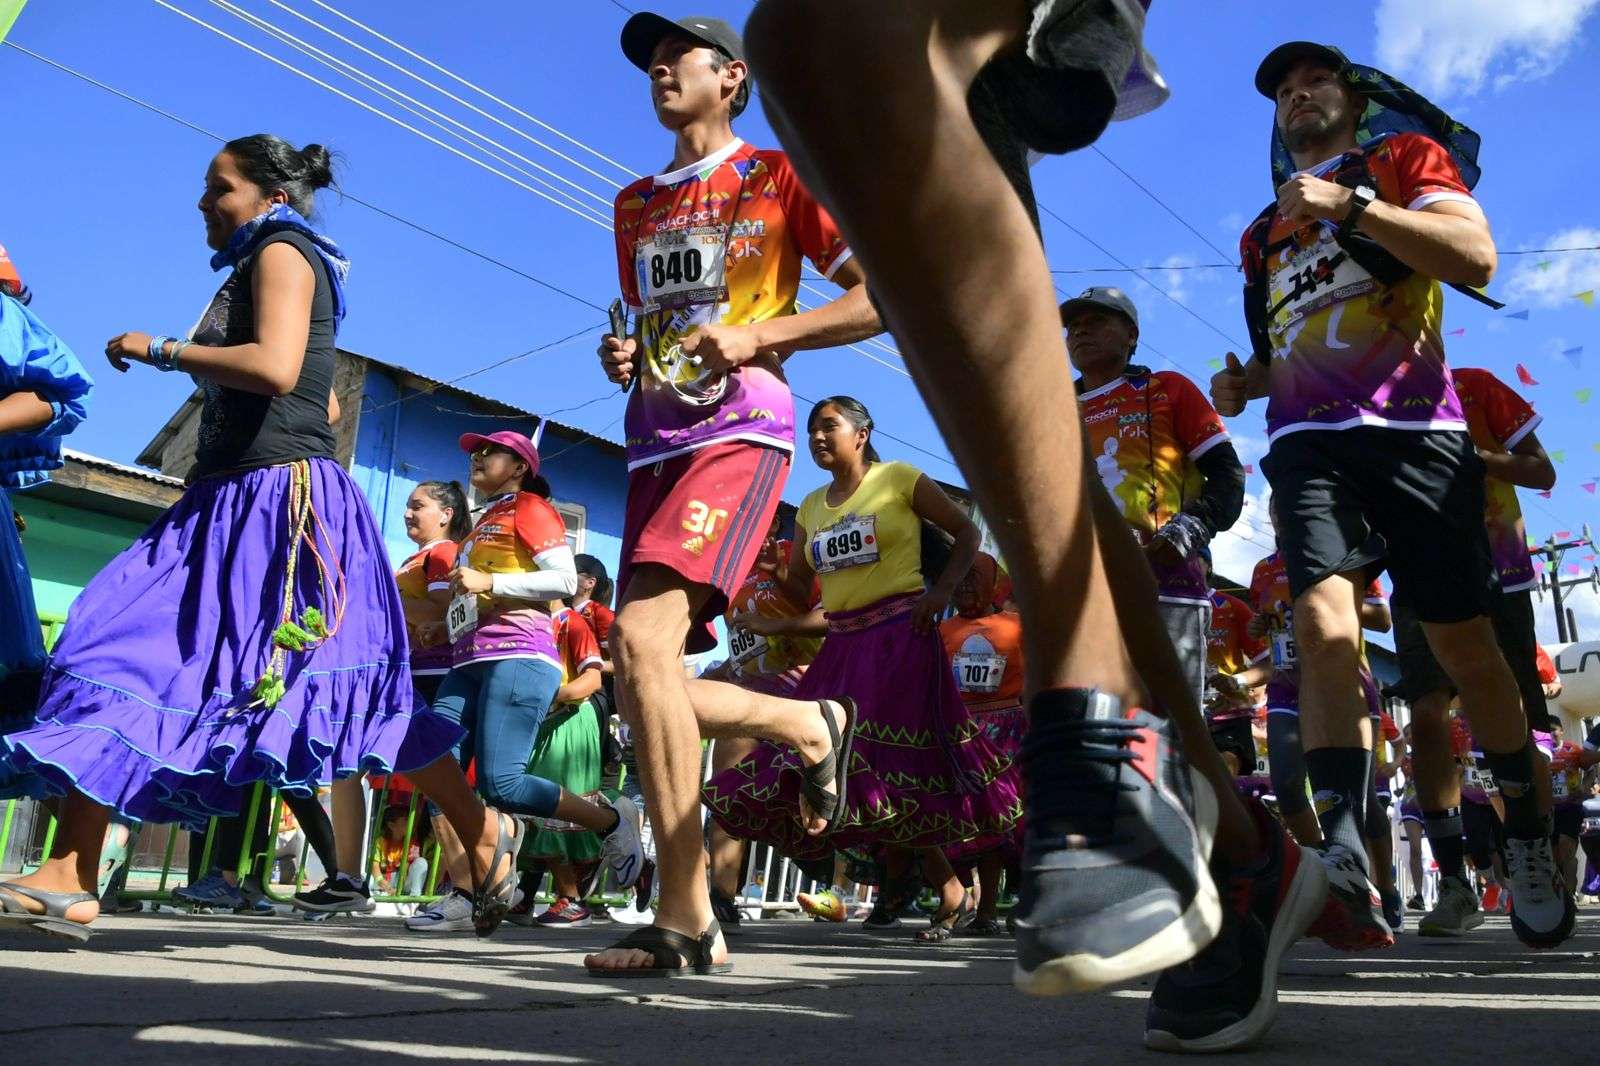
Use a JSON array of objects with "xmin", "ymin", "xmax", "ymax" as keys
[
  {"xmin": 607, "ymin": 924, "xmax": 701, "ymax": 969},
  {"xmin": 0, "ymin": 883, "xmax": 95, "ymax": 917}
]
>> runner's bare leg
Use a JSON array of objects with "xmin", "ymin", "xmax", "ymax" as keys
[{"xmin": 746, "ymin": 0, "xmax": 1258, "ymax": 859}]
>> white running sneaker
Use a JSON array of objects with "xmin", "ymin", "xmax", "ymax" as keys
[
  {"xmin": 1503, "ymin": 835, "xmax": 1576, "ymax": 949},
  {"xmin": 1306, "ymin": 843, "xmax": 1394, "ymax": 951},
  {"xmin": 599, "ymin": 794, "xmax": 645, "ymax": 889},
  {"xmin": 404, "ymin": 890, "xmax": 473, "ymax": 933}
]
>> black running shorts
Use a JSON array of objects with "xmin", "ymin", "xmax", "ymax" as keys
[
  {"xmin": 1462, "ymin": 800, "xmax": 1503, "ymax": 868},
  {"xmin": 1552, "ymin": 804, "xmax": 1582, "ymax": 841},
  {"xmin": 1392, "ymin": 586, "xmax": 1552, "ymax": 729},
  {"xmin": 1260, "ymin": 426, "xmax": 1498, "ymax": 622}
]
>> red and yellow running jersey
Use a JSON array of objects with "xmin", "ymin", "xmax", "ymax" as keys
[
  {"xmin": 614, "ymin": 140, "xmax": 850, "ymax": 469},
  {"xmin": 395, "ymin": 539, "xmax": 458, "ymax": 673},
  {"xmin": 552, "ymin": 606, "xmax": 603, "ymax": 689},
  {"xmin": 1207, "ymin": 590, "xmax": 1266, "ymax": 675},
  {"xmin": 1453, "ymin": 368, "xmax": 1540, "ymax": 593},
  {"xmin": 1249, "ymin": 553, "xmax": 1384, "ymax": 670},
  {"xmin": 574, "ymin": 599, "xmax": 615, "ymax": 657},
  {"xmin": 1242, "ymin": 133, "xmax": 1478, "ymax": 442},
  {"xmin": 940, "ymin": 611, "xmax": 1026, "ymax": 712},
  {"xmin": 453, "ymin": 492, "xmax": 568, "ymax": 668},
  {"xmin": 725, "ymin": 540, "xmax": 821, "ymax": 682},
  {"xmin": 1078, "ymin": 370, "xmax": 1229, "ymax": 603}
]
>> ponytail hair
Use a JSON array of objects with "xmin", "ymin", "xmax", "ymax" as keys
[
  {"xmin": 807, "ymin": 395, "xmax": 880, "ymax": 463},
  {"xmin": 574, "ymin": 554, "xmax": 615, "ymax": 608},
  {"xmin": 417, "ymin": 480, "xmax": 471, "ymax": 541},
  {"xmin": 222, "ymin": 133, "xmax": 338, "ymax": 217}
]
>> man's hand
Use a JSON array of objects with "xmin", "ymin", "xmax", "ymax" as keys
[
  {"xmin": 731, "ymin": 611, "xmax": 781, "ymax": 637},
  {"xmin": 1144, "ymin": 534, "xmax": 1185, "ymax": 569},
  {"xmin": 681, "ymin": 322, "xmax": 761, "ymax": 373},
  {"xmin": 1247, "ymin": 612, "xmax": 1270, "ymax": 641},
  {"xmin": 1211, "ymin": 352, "xmax": 1249, "ymax": 416},
  {"xmin": 598, "ymin": 334, "xmax": 637, "ymax": 389},
  {"xmin": 449, "ymin": 567, "xmax": 494, "ymax": 596},
  {"xmin": 1276, "ymin": 173, "xmax": 1354, "ymax": 227}
]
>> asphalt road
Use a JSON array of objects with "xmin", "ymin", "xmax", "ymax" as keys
[{"xmin": 1, "ymin": 905, "xmax": 1594, "ymax": 1063}]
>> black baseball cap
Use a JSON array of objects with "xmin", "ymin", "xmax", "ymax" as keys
[
  {"xmin": 1059, "ymin": 286, "xmax": 1139, "ymax": 329},
  {"xmin": 621, "ymin": 13, "xmax": 750, "ymax": 115},
  {"xmin": 1254, "ymin": 41, "xmax": 1350, "ymax": 98}
]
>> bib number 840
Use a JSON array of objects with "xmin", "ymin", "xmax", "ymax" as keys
[{"xmin": 650, "ymin": 248, "xmax": 704, "ymax": 290}]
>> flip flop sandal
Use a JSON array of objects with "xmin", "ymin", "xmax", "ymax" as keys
[
  {"xmin": 0, "ymin": 883, "xmax": 95, "ymax": 943},
  {"xmin": 801, "ymin": 698, "xmax": 857, "ymax": 835},
  {"xmin": 472, "ymin": 813, "xmax": 526, "ymax": 938},
  {"xmin": 586, "ymin": 921, "xmax": 732, "ymax": 979},
  {"xmin": 914, "ymin": 895, "xmax": 973, "ymax": 945}
]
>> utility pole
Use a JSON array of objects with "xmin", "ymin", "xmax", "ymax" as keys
[{"xmin": 1532, "ymin": 524, "xmax": 1598, "ymax": 642}]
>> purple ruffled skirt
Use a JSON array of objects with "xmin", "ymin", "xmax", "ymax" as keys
[
  {"xmin": 0, "ymin": 458, "xmax": 462, "ymax": 828},
  {"xmin": 703, "ymin": 594, "xmax": 1022, "ymax": 861}
]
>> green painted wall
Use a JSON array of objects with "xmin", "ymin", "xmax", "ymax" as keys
[{"xmin": 10, "ymin": 493, "xmax": 150, "ymax": 624}]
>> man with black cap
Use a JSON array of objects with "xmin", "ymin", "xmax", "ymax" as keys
[
  {"xmin": 741, "ymin": 0, "xmax": 1337, "ymax": 1055},
  {"xmin": 1063, "ymin": 285, "xmax": 1245, "ymax": 719},
  {"xmin": 589, "ymin": 12, "xmax": 879, "ymax": 977},
  {"xmin": 1212, "ymin": 42, "xmax": 1572, "ymax": 953}
]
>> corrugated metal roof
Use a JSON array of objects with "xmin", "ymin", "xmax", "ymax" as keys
[{"xmin": 62, "ymin": 448, "xmax": 184, "ymax": 487}]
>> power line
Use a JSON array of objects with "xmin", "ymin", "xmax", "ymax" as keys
[{"xmin": 1089, "ymin": 146, "xmax": 1237, "ymax": 264}]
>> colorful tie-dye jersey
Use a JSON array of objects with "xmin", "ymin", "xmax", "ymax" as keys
[
  {"xmin": 724, "ymin": 539, "xmax": 821, "ymax": 684},
  {"xmin": 395, "ymin": 538, "xmax": 458, "ymax": 674},
  {"xmin": 1240, "ymin": 133, "xmax": 1479, "ymax": 442},
  {"xmin": 941, "ymin": 611, "xmax": 1026, "ymax": 713},
  {"xmin": 451, "ymin": 492, "xmax": 568, "ymax": 668},
  {"xmin": 1249, "ymin": 553, "xmax": 1385, "ymax": 670},
  {"xmin": 1208, "ymin": 590, "xmax": 1266, "ymax": 676},
  {"xmin": 1452, "ymin": 367, "xmax": 1540, "ymax": 593},
  {"xmin": 1078, "ymin": 370, "xmax": 1229, "ymax": 603},
  {"xmin": 551, "ymin": 606, "xmax": 603, "ymax": 689},
  {"xmin": 1542, "ymin": 737, "xmax": 1585, "ymax": 807},
  {"xmin": 613, "ymin": 139, "xmax": 851, "ymax": 470}
]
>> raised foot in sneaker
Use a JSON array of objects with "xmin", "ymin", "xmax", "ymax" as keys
[
  {"xmin": 798, "ymin": 889, "xmax": 847, "ymax": 923},
  {"xmin": 173, "ymin": 873, "xmax": 243, "ymax": 910},
  {"xmin": 1503, "ymin": 835, "xmax": 1576, "ymax": 950},
  {"xmin": 536, "ymin": 896, "xmax": 593, "ymax": 928},
  {"xmin": 405, "ymin": 889, "xmax": 474, "ymax": 932},
  {"xmin": 1417, "ymin": 875, "xmax": 1482, "ymax": 937},
  {"xmin": 598, "ymin": 795, "xmax": 645, "ymax": 890},
  {"xmin": 1012, "ymin": 692, "xmax": 1221, "ymax": 996},
  {"xmin": 1305, "ymin": 843, "xmax": 1394, "ymax": 951},
  {"xmin": 1145, "ymin": 796, "xmax": 1328, "ymax": 1053},
  {"xmin": 291, "ymin": 874, "xmax": 375, "ymax": 914},
  {"xmin": 1381, "ymin": 887, "xmax": 1403, "ymax": 933}
]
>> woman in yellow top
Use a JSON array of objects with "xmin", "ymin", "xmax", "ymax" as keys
[{"xmin": 704, "ymin": 396, "xmax": 1022, "ymax": 942}]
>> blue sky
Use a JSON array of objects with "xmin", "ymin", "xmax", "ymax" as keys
[{"xmin": 3, "ymin": 0, "xmax": 1597, "ymax": 640}]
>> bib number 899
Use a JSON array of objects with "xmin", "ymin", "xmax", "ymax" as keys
[
  {"xmin": 650, "ymin": 248, "xmax": 704, "ymax": 290},
  {"xmin": 824, "ymin": 529, "xmax": 865, "ymax": 559}
]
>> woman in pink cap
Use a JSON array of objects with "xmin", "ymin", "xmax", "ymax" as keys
[{"xmin": 430, "ymin": 429, "xmax": 645, "ymax": 931}]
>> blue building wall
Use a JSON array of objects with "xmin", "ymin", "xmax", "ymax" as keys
[{"xmin": 349, "ymin": 369, "xmax": 628, "ymax": 585}]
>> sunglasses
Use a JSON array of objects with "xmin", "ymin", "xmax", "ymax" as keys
[{"xmin": 471, "ymin": 445, "xmax": 517, "ymax": 460}]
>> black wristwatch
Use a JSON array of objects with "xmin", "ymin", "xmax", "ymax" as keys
[{"xmin": 1339, "ymin": 185, "xmax": 1377, "ymax": 238}]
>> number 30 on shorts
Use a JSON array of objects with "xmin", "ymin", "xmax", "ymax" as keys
[{"xmin": 682, "ymin": 500, "xmax": 729, "ymax": 541}]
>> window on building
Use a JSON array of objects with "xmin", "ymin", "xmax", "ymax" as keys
[{"xmin": 555, "ymin": 500, "xmax": 587, "ymax": 555}]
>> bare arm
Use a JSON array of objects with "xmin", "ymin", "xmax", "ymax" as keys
[
  {"xmin": 0, "ymin": 391, "xmax": 56, "ymax": 436},
  {"xmin": 168, "ymin": 242, "xmax": 317, "ymax": 396},
  {"xmin": 554, "ymin": 666, "xmax": 603, "ymax": 708},
  {"xmin": 1479, "ymin": 429, "xmax": 1556, "ymax": 491},
  {"xmin": 751, "ymin": 258, "xmax": 880, "ymax": 355},
  {"xmin": 741, "ymin": 605, "xmax": 828, "ymax": 639},
  {"xmin": 911, "ymin": 474, "xmax": 981, "ymax": 608},
  {"xmin": 1361, "ymin": 600, "xmax": 1392, "ymax": 634}
]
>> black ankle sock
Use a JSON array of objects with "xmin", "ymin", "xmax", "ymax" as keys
[
  {"xmin": 1305, "ymin": 746, "xmax": 1372, "ymax": 867},
  {"xmin": 1481, "ymin": 740, "xmax": 1546, "ymax": 839},
  {"xmin": 1422, "ymin": 807, "xmax": 1466, "ymax": 881}
]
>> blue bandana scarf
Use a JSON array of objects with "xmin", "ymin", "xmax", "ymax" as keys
[
  {"xmin": 1270, "ymin": 63, "xmax": 1482, "ymax": 191},
  {"xmin": 210, "ymin": 204, "xmax": 351, "ymax": 327}
]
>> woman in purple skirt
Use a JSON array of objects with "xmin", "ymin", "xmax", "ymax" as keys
[
  {"xmin": 0, "ymin": 136, "xmax": 519, "ymax": 941},
  {"xmin": 703, "ymin": 396, "xmax": 1022, "ymax": 942}
]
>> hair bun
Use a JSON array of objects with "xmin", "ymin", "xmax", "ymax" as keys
[{"xmin": 299, "ymin": 143, "xmax": 334, "ymax": 189}]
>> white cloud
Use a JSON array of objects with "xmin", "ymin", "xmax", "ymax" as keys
[
  {"xmin": 1211, "ymin": 488, "xmax": 1274, "ymax": 588},
  {"xmin": 1502, "ymin": 226, "xmax": 1600, "ymax": 308},
  {"xmin": 1218, "ymin": 210, "xmax": 1247, "ymax": 236},
  {"xmin": 1373, "ymin": 0, "xmax": 1600, "ymax": 98},
  {"xmin": 1536, "ymin": 581, "xmax": 1600, "ymax": 646}
]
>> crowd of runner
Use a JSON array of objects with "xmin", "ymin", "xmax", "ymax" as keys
[{"xmin": 0, "ymin": 1, "xmax": 1595, "ymax": 1053}]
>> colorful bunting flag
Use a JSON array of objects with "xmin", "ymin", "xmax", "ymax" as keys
[
  {"xmin": 1506, "ymin": 309, "xmax": 1530, "ymax": 320},
  {"xmin": 1536, "ymin": 259, "xmax": 1553, "ymax": 271},
  {"xmin": 1575, "ymin": 290, "xmax": 1596, "ymax": 307},
  {"xmin": 1446, "ymin": 327, "xmax": 1466, "ymax": 337},
  {"xmin": 1552, "ymin": 451, "xmax": 1567, "ymax": 463},
  {"xmin": 0, "ymin": 2, "xmax": 31, "ymax": 45},
  {"xmin": 1538, "ymin": 490, "xmax": 1554, "ymax": 498},
  {"xmin": 1585, "ymin": 481, "xmax": 1598, "ymax": 495},
  {"xmin": 1206, "ymin": 358, "xmax": 1222, "ymax": 370},
  {"xmin": 1561, "ymin": 346, "xmax": 1584, "ymax": 369},
  {"xmin": 1557, "ymin": 531, "xmax": 1572, "ymax": 539},
  {"xmin": 1567, "ymin": 564, "xmax": 1582, "ymax": 576},
  {"xmin": 1243, "ymin": 464, "xmax": 1255, "ymax": 474},
  {"xmin": 1578, "ymin": 389, "xmax": 1593, "ymax": 404},
  {"xmin": 1516, "ymin": 363, "xmax": 1539, "ymax": 386}
]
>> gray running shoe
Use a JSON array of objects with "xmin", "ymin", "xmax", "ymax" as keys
[
  {"xmin": 1417, "ymin": 875, "xmax": 1483, "ymax": 937},
  {"xmin": 1013, "ymin": 690, "xmax": 1220, "ymax": 996},
  {"xmin": 599, "ymin": 795, "xmax": 645, "ymax": 889},
  {"xmin": 1504, "ymin": 835, "xmax": 1576, "ymax": 949},
  {"xmin": 404, "ymin": 890, "xmax": 474, "ymax": 933}
]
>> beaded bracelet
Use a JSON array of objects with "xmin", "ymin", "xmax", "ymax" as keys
[{"xmin": 146, "ymin": 334, "xmax": 173, "ymax": 365}]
